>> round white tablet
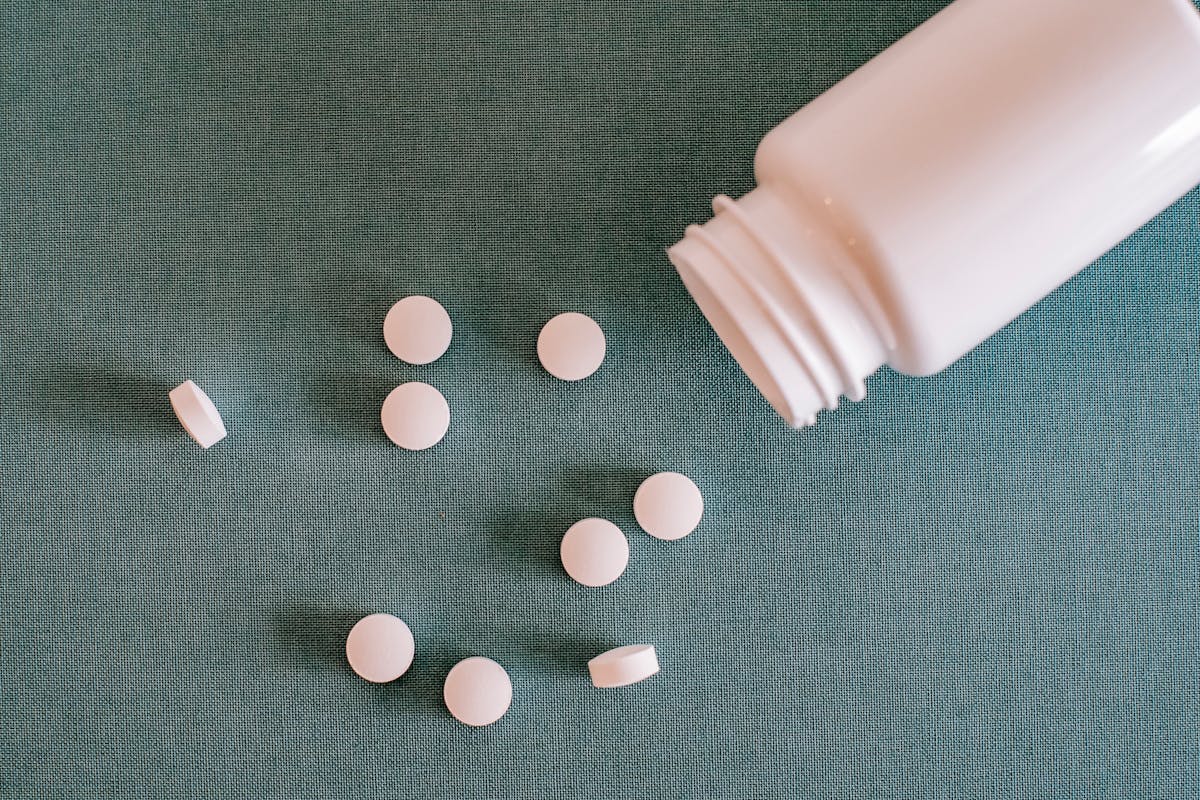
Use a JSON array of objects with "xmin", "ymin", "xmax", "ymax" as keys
[
  {"xmin": 443, "ymin": 656, "xmax": 512, "ymax": 727},
  {"xmin": 168, "ymin": 380, "xmax": 227, "ymax": 449},
  {"xmin": 560, "ymin": 518, "xmax": 629, "ymax": 587},
  {"xmin": 537, "ymin": 312, "xmax": 605, "ymax": 381},
  {"xmin": 588, "ymin": 644, "xmax": 660, "ymax": 688},
  {"xmin": 383, "ymin": 296, "xmax": 453, "ymax": 365},
  {"xmin": 380, "ymin": 382, "xmax": 450, "ymax": 450},
  {"xmin": 634, "ymin": 472, "xmax": 704, "ymax": 540},
  {"xmin": 345, "ymin": 613, "xmax": 415, "ymax": 684}
]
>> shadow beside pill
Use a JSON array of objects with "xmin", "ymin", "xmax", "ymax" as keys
[
  {"xmin": 462, "ymin": 288, "xmax": 555, "ymax": 372},
  {"xmin": 36, "ymin": 367, "xmax": 179, "ymax": 435},
  {"xmin": 270, "ymin": 604, "xmax": 365, "ymax": 671},
  {"xmin": 307, "ymin": 266, "xmax": 396, "ymax": 353},
  {"xmin": 488, "ymin": 508, "xmax": 571, "ymax": 575},
  {"xmin": 561, "ymin": 467, "xmax": 646, "ymax": 514},
  {"xmin": 511, "ymin": 627, "xmax": 614, "ymax": 676},
  {"xmin": 370, "ymin": 644, "xmax": 463, "ymax": 719},
  {"xmin": 305, "ymin": 374, "xmax": 393, "ymax": 439}
]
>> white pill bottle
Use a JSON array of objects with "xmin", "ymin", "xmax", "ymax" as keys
[{"xmin": 669, "ymin": 0, "xmax": 1200, "ymax": 427}]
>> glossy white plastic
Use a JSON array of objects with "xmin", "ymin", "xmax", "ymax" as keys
[{"xmin": 669, "ymin": 0, "xmax": 1200, "ymax": 427}]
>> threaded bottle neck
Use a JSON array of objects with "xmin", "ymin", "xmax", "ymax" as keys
[{"xmin": 668, "ymin": 187, "xmax": 893, "ymax": 427}]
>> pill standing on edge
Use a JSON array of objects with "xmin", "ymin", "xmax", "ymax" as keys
[
  {"xmin": 168, "ymin": 380, "xmax": 227, "ymax": 449},
  {"xmin": 443, "ymin": 656, "xmax": 513, "ymax": 726},
  {"xmin": 588, "ymin": 645, "xmax": 660, "ymax": 688},
  {"xmin": 634, "ymin": 472, "xmax": 704, "ymax": 540},
  {"xmin": 537, "ymin": 312, "xmax": 606, "ymax": 381},
  {"xmin": 560, "ymin": 518, "xmax": 629, "ymax": 587},
  {"xmin": 380, "ymin": 382, "xmax": 450, "ymax": 450},
  {"xmin": 345, "ymin": 613, "xmax": 415, "ymax": 683},
  {"xmin": 383, "ymin": 295, "xmax": 453, "ymax": 365}
]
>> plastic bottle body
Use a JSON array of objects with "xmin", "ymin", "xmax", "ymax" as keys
[{"xmin": 669, "ymin": 0, "xmax": 1200, "ymax": 426}]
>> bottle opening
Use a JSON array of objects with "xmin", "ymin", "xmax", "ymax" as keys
[
  {"xmin": 668, "ymin": 244, "xmax": 796, "ymax": 424},
  {"xmin": 669, "ymin": 189, "xmax": 887, "ymax": 428}
]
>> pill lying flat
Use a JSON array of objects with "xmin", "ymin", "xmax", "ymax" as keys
[
  {"xmin": 537, "ymin": 312, "xmax": 605, "ymax": 381},
  {"xmin": 560, "ymin": 518, "xmax": 629, "ymax": 587},
  {"xmin": 345, "ymin": 613, "xmax": 415, "ymax": 683},
  {"xmin": 588, "ymin": 644, "xmax": 660, "ymax": 688},
  {"xmin": 444, "ymin": 656, "xmax": 512, "ymax": 726},
  {"xmin": 634, "ymin": 472, "xmax": 704, "ymax": 540},
  {"xmin": 383, "ymin": 295, "xmax": 453, "ymax": 365},
  {"xmin": 168, "ymin": 380, "xmax": 227, "ymax": 449},
  {"xmin": 381, "ymin": 382, "xmax": 450, "ymax": 450}
]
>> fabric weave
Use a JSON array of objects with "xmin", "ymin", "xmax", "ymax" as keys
[{"xmin": 2, "ymin": 3, "xmax": 1198, "ymax": 798}]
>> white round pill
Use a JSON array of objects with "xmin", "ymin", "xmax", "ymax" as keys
[
  {"xmin": 380, "ymin": 382, "xmax": 450, "ymax": 450},
  {"xmin": 588, "ymin": 644, "xmax": 660, "ymax": 688},
  {"xmin": 168, "ymin": 380, "xmax": 227, "ymax": 449},
  {"xmin": 383, "ymin": 295, "xmax": 453, "ymax": 365},
  {"xmin": 537, "ymin": 312, "xmax": 605, "ymax": 381},
  {"xmin": 634, "ymin": 472, "xmax": 704, "ymax": 540},
  {"xmin": 345, "ymin": 613, "xmax": 415, "ymax": 683},
  {"xmin": 560, "ymin": 518, "xmax": 629, "ymax": 587},
  {"xmin": 443, "ymin": 656, "xmax": 512, "ymax": 727}
]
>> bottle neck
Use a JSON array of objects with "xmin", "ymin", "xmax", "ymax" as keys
[{"xmin": 668, "ymin": 186, "xmax": 893, "ymax": 427}]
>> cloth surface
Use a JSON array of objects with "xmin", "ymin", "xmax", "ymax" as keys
[{"xmin": 2, "ymin": 3, "xmax": 1198, "ymax": 798}]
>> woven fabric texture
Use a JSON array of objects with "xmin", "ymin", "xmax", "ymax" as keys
[{"xmin": 2, "ymin": 3, "xmax": 1198, "ymax": 798}]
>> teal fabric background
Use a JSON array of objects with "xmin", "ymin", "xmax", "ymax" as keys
[{"xmin": 2, "ymin": 3, "xmax": 1198, "ymax": 798}]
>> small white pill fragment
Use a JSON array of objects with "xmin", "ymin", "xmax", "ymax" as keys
[
  {"xmin": 537, "ymin": 312, "xmax": 605, "ymax": 381},
  {"xmin": 383, "ymin": 295, "xmax": 453, "ymax": 365},
  {"xmin": 381, "ymin": 382, "xmax": 450, "ymax": 450},
  {"xmin": 560, "ymin": 518, "xmax": 629, "ymax": 587},
  {"xmin": 345, "ymin": 613, "xmax": 415, "ymax": 683},
  {"xmin": 634, "ymin": 472, "xmax": 704, "ymax": 540},
  {"xmin": 443, "ymin": 656, "xmax": 512, "ymax": 726},
  {"xmin": 168, "ymin": 380, "xmax": 227, "ymax": 449},
  {"xmin": 588, "ymin": 644, "xmax": 660, "ymax": 688}
]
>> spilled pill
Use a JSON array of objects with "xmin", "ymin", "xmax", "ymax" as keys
[
  {"xmin": 168, "ymin": 380, "xmax": 227, "ymax": 449},
  {"xmin": 560, "ymin": 518, "xmax": 629, "ymax": 587},
  {"xmin": 634, "ymin": 472, "xmax": 704, "ymax": 540},
  {"xmin": 588, "ymin": 644, "xmax": 660, "ymax": 688},
  {"xmin": 537, "ymin": 312, "xmax": 605, "ymax": 381},
  {"xmin": 345, "ymin": 613, "xmax": 415, "ymax": 683},
  {"xmin": 381, "ymin": 382, "xmax": 450, "ymax": 450},
  {"xmin": 383, "ymin": 295, "xmax": 453, "ymax": 365},
  {"xmin": 444, "ymin": 656, "xmax": 512, "ymax": 726}
]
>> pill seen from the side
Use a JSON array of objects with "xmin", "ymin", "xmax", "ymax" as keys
[
  {"xmin": 168, "ymin": 380, "xmax": 227, "ymax": 449},
  {"xmin": 588, "ymin": 644, "xmax": 660, "ymax": 688}
]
